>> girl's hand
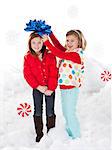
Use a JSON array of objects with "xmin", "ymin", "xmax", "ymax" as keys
[
  {"xmin": 42, "ymin": 34, "xmax": 49, "ymax": 42},
  {"xmin": 44, "ymin": 90, "xmax": 53, "ymax": 96},
  {"xmin": 37, "ymin": 85, "xmax": 48, "ymax": 93}
]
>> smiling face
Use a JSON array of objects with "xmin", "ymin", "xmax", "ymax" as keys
[
  {"xmin": 65, "ymin": 35, "xmax": 79, "ymax": 51},
  {"xmin": 31, "ymin": 37, "xmax": 43, "ymax": 54}
]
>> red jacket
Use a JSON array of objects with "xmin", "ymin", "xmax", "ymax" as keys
[{"xmin": 23, "ymin": 50, "xmax": 58, "ymax": 91}]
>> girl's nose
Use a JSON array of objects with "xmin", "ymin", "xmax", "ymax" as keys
[
  {"xmin": 36, "ymin": 46, "xmax": 39, "ymax": 49},
  {"xmin": 67, "ymin": 43, "xmax": 72, "ymax": 47}
]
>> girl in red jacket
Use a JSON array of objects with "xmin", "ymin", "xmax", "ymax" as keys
[
  {"xmin": 23, "ymin": 31, "xmax": 58, "ymax": 142},
  {"xmin": 42, "ymin": 30, "xmax": 86, "ymax": 139}
]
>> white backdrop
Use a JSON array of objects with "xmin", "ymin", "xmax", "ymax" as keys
[
  {"xmin": 0, "ymin": 0, "xmax": 112, "ymax": 67},
  {"xmin": 0, "ymin": 0, "xmax": 111, "ymax": 150}
]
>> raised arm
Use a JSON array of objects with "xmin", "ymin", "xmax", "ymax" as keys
[
  {"xmin": 44, "ymin": 39, "xmax": 81, "ymax": 64},
  {"xmin": 49, "ymin": 32, "xmax": 66, "ymax": 52}
]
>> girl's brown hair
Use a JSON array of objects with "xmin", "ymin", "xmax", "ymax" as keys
[
  {"xmin": 66, "ymin": 30, "xmax": 87, "ymax": 50},
  {"xmin": 28, "ymin": 31, "xmax": 46, "ymax": 57}
]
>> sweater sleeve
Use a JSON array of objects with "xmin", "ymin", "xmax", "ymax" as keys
[
  {"xmin": 47, "ymin": 54, "xmax": 58, "ymax": 91},
  {"xmin": 49, "ymin": 32, "xmax": 66, "ymax": 52},
  {"xmin": 44, "ymin": 40, "xmax": 81, "ymax": 64},
  {"xmin": 23, "ymin": 56, "xmax": 39, "ymax": 89}
]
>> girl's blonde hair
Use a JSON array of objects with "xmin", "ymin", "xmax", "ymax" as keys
[{"xmin": 66, "ymin": 30, "xmax": 87, "ymax": 50}]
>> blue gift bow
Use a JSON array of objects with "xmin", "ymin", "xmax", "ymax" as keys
[{"xmin": 24, "ymin": 20, "xmax": 52, "ymax": 36}]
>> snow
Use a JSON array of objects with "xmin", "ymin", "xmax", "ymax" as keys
[
  {"xmin": 0, "ymin": 59, "xmax": 111, "ymax": 150},
  {"xmin": 0, "ymin": 0, "xmax": 112, "ymax": 149}
]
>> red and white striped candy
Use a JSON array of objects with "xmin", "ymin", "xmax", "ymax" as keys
[
  {"xmin": 101, "ymin": 70, "xmax": 112, "ymax": 82},
  {"xmin": 17, "ymin": 102, "xmax": 31, "ymax": 117}
]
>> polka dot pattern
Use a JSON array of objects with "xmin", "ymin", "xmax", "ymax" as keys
[
  {"xmin": 69, "ymin": 64, "xmax": 72, "ymax": 68},
  {"xmin": 63, "ymin": 63, "xmax": 67, "ymax": 67},
  {"xmin": 69, "ymin": 75, "xmax": 72, "ymax": 79},
  {"xmin": 58, "ymin": 48, "xmax": 84, "ymax": 87},
  {"xmin": 59, "ymin": 79, "xmax": 63, "ymax": 83},
  {"xmin": 72, "ymin": 70, "xmax": 75, "ymax": 74}
]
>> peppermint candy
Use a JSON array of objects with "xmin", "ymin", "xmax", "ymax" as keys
[
  {"xmin": 17, "ymin": 102, "xmax": 31, "ymax": 117},
  {"xmin": 101, "ymin": 70, "xmax": 112, "ymax": 82}
]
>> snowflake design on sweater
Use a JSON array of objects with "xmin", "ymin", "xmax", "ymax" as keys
[
  {"xmin": 101, "ymin": 70, "xmax": 112, "ymax": 81},
  {"xmin": 17, "ymin": 102, "xmax": 31, "ymax": 117}
]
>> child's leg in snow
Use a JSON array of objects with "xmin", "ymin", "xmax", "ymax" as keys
[{"xmin": 61, "ymin": 88, "xmax": 81, "ymax": 139}]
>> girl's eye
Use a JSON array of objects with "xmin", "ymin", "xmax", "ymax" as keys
[
  {"xmin": 32, "ymin": 41, "xmax": 36, "ymax": 44},
  {"xmin": 71, "ymin": 40, "xmax": 74, "ymax": 42}
]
